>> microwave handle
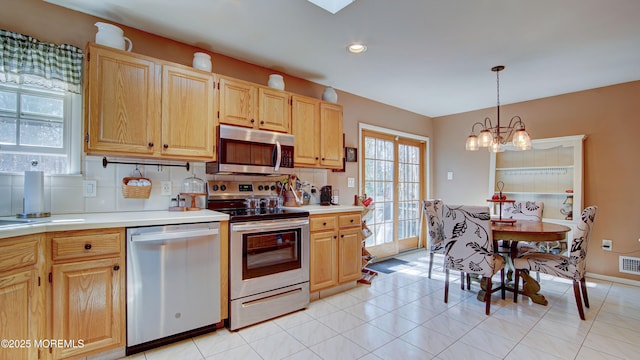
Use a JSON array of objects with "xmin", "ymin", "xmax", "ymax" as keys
[{"xmin": 274, "ymin": 140, "xmax": 281, "ymax": 171}]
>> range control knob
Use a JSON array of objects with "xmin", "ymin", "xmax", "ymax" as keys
[
  {"xmin": 258, "ymin": 185, "xmax": 264, "ymax": 191},
  {"xmin": 270, "ymin": 185, "xmax": 276, "ymax": 191},
  {"xmin": 211, "ymin": 185, "xmax": 219, "ymax": 191},
  {"xmin": 220, "ymin": 185, "xmax": 227, "ymax": 191}
]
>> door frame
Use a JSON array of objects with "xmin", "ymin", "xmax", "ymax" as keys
[{"xmin": 358, "ymin": 123, "xmax": 431, "ymax": 257}]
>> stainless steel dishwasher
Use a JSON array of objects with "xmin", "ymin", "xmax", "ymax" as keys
[{"xmin": 126, "ymin": 222, "xmax": 220, "ymax": 354}]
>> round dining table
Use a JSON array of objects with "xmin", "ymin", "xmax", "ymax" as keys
[{"xmin": 491, "ymin": 220, "xmax": 572, "ymax": 305}]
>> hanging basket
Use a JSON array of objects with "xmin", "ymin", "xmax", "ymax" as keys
[{"xmin": 122, "ymin": 169, "xmax": 152, "ymax": 199}]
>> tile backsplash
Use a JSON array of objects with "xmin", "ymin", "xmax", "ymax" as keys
[{"xmin": 0, "ymin": 155, "xmax": 327, "ymax": 216}]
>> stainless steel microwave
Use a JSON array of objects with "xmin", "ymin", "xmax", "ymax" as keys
[{"xmin": 206, "ymin": 125, "xmax": 295, "ymax": 175}]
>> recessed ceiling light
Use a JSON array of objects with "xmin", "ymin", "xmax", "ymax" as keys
[{"xmin": 347, "ymin": 43, "xmax": 367, "ymax": 54}]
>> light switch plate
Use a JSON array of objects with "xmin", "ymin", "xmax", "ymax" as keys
[
  {"xmin": 447, "ymin": 171, "xmax": 454, "ymax": 180},
  {"xmin": 347, "ymin": 178, "xmax": 355, "ymax": 188},
  {"xmin": 83, "ymin": 180, "xmax": 97, "ymax": 197}
]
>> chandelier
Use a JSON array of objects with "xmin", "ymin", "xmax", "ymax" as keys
[{"xmin": 465, "ymin": 65, "xmax": 531, "ymax": 152}]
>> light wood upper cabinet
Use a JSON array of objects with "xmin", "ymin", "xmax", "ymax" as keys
[
  {"xmin": 85, "ymin": 43, "xmax": 216, "ymax": 161},
  {"xmin": 319, "ymin": 102, "xmax": 344, "ymax": 168},
  {"xmin": 292, "ymin": 95, "xmax": 321, "ymax": 166},
  {"xmin": 85, "ymin": 43, "xmax": 159, "ymax": 156},
  {"xmin": 292, "ymin": 96, "xmax": 344, "ymax": 169},
  {"xmin": 49, "ymin": 228, "xmax": 125, "ymax": 359},
  {"xmin": 218, "ymin": 75, "xmax": 290, "ymax": 133},
  {"xmin": 0, "ymin": 235, "xmax": 45, "ymax": 360},
  {"xmin": 258, "ymin": 87, "xmax": 291, "ymax": 132},
  {"xmin": 161, "ymin": 64, "xmax": 216, "ymax": 159},
  {"xmin": 218, "ymin": 76, "xmax": 257, "ymax": 128}
]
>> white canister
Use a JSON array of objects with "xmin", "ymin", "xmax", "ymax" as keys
[
  {"xmin": 322, "ymin": 87, "xmax": 338, "ymax": 103},
  {"xmin": 267, "ymin": 74, "xmax": 285, "ymax": 90},
  {"xmin": 192, "ymin": 52, "xmax": 212, "ymax": 72},
  {"xmin": 95, "ymin": 22, "xmax": 132, "ymax": 51}
]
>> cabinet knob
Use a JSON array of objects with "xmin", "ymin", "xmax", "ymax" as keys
[
  {"xmin": 350, "ymin": 219, "xmax": 354, "ymax": 223},
  {"xmin": 341, "ymin": 234, "xmax": 344, "ymax": 238},
  {"xmin": 163, "ymin": 144, "xmax": 169, "ymax": 149},
  {"xmin": 148, "ymin": 142, "xmax": 154, "ymax": 147},
  {"xmin": 315, "ymin": 157, "xmax": 319, "ymax": 160},
  {"xmin": 260, "ymin": 120, "xmax": 264, "ymax": 125},
  {"xmin": 334, "ymin": 236, "xmax": 337, "ymax": 239},
  {"xmin": 84, "ymin": 243, "xmax": 92, "ymax": 250},
  {"xmin": 113, "ymin": 265, "xmax": 120, "ymax": 271},
  {"xmin": 322, "ymin": 158, "xmax": 325, "ymax": 161},
  {"xmin": 323, "ymin": 222, "xmax": 327, "ymax": 226},
  {"xmin": 251, "ymin": 119, "xmax": 255, "ymax": 123}
]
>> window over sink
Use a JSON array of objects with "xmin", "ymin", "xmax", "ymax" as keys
[{"xmin": 0, "ymin": 83, "xmax": 81, "ymax": 174}]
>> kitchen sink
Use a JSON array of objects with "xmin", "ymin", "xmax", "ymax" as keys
[{"xmin": 0, "ymin": 218, "xmax": 50, "ymax": 228}]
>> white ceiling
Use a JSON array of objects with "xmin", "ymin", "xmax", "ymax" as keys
[{"xmin": 46, "ymin": 0, "xmax": 640, "ymax": 117}]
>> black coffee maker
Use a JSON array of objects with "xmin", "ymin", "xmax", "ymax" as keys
[{"xmin": 320, "ymin": 186, "xmax": 332, "ymax": 206}]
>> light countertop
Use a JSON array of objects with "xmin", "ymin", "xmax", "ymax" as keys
[
  {"xmin": 0, "ymin": 210, "xmax": 229, "ymax": 239},
  {"xmin": 286, "ymin": 204, "xmax": 363, "ymax": 215}
]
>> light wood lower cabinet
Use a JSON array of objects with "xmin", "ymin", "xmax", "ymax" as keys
[
  {"xmin": 0, "ymin": 234, "xmax": 45, "ymax": 360},
  {"xmin": 309, "ymin": 212, "xmax": 361, "ymax": 292},
  {"xmin": 48, "ymin": 228, "xmax": 125, "ymax": 359}
]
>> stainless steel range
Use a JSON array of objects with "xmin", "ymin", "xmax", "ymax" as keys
[{"xmin": 208, "ymin": 181, "xmax": 310, "ymax": 330}]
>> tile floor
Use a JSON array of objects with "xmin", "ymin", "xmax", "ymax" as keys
[{"xmin": 122, "ymin": 249, "xmax": 640, "ymax": 360}]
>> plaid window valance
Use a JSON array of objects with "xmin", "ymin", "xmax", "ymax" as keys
[{"xmin": 0, "ymin": 29, "xmax": 83, "ymax": 93}]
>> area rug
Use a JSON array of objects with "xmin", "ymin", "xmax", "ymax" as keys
[{"xmin": 366, "ymin": 258, "xmax": 410, "ymax": 274}]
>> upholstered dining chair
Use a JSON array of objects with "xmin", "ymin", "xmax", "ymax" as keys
[
  {"xmin": 442, "ymin": 205, "xmax": 506, "ymax": 315},
  {"xmin": 502, "ymin": 201, "xmax": 544, "ymax": 253},
  {"xmin": 423, "ymin": 200, "xmax": 469, "ymax": 289},
  {"xmin": 513, "ymin": 206, "xmax": 598, "ymax": 320}
]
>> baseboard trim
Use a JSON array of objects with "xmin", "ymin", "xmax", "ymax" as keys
[{"xmin": 586, "ymin": 272, "xmax": 640, "ymax": 287}]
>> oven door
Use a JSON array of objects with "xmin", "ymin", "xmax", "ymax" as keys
[{"xmin": 230, "ymin": 218, "xmax": 309, "ymax": 300}]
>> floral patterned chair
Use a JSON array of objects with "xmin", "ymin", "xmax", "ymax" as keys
[
  {"xmin": 513, "ymin": 206, "xmax": 598, "ymax": 320},
  {"xmin": 423, "ymin": 200, "xmax": 468, "ymax": 289},
  {"xmin": 502, "ymin": 201, "xmax": 544, "ymax": 253},
  {"xmin": 442, "ymin": 205, "xmax": 506, "ymax": 315}
]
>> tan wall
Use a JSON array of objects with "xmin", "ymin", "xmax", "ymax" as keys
[{"xmin": 433, "ymin": 81, "xmax": 640, "ymax": 280}]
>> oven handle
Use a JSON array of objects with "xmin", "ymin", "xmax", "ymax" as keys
[
  {"xmin": 130, "ymin": 228, "xmax": 218, "ymax": 243},
  {"xmin": 232, "ymin": 219, "xmax": 308, "ymax": 233}
]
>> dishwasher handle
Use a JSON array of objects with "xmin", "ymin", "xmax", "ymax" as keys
[{"xmin": 130, "ymin": 228, "xmax": 218, "ymax": 243}]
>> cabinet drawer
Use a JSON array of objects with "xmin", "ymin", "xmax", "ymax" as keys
[
  {"xmin": 51, "ymin": 229, "xmax": 123, "ymax": 262},
  {"xmin": 0, "ymin": 235, "xmax": 40, "ymax": 273},
  {"xmin": 339, "ymin": 213, "xmax": 361, "ymax": 228},
  {"xmin": 310, "ymin": 216, "xmax": 337, "ymax": 232}
]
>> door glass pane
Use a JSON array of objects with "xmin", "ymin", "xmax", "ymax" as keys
[
  {"xmin": 397, "ymin": 143, "xmax": 421, "ymax": 241},
  {"xmin": 364, "ymin": 136, "xmax": 395, "ymax": 247}
]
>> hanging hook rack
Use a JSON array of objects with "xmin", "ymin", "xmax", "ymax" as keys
[{"xmin": 102, "ymin": 156, "xmax": 190, "ymax": 171}]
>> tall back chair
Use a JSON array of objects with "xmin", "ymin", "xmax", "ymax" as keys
[
  {"xmin": 423, "ymin": 200, "xmax": 444, "ymax": 278},
  {"xmin": 513, "ymin": 206, "xmax": 598, "ymax": 320},
  {"xmin": 502, "ymin": 201, "xmax": 544, "ymax": 221},
  {"xmin": 442, "ymin": 205, "xmax": 505, "ymax": 315}
]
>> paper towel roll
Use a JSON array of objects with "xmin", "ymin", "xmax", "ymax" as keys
[{"xmin": 24, "ymin": 171, "xmax": 44, "ymax": 215}]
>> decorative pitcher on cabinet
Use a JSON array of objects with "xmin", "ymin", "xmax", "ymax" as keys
[{"xmin": 95, "ymin": 22, "xmax": 133, "ymax": 51}]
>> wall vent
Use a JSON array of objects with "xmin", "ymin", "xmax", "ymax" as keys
[{"xmin": 619, "ymin": 256, "xmax": 640, "ymax": 275}]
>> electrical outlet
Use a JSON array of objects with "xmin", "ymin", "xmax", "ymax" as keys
[
  {"xmin": 83, "ymin": 180, "xmax": 97, "ymax": 197},
  {"xmin": 161, "ymin": 181, "xmax": 172, "ymax": 196},
  {"xmin": 602, "ymin": 239, "xmax": 612, "ymax": 251}
]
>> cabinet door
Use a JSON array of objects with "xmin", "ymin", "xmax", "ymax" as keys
[
  {"xmin": 162, "ymin": 65, "xmax": 216, "ymax": 159},
  {"xmin": 0, "ymin": 269, "xmax": 43, "ymax": 360},
  {"xmin": 52, "ymin": 257, "xmax": 125, "ymax": 359},
  {"xmin": 292, "ymin": 95, "xmax": 320, "ymax": 167},
  {"xmin": 85, "ymin": 44, "xmax": 160, "ymax": 155},
  {"xmin": 338, "ymin": 227, "xmax": 362, "ymax": 283},
  {"xmin": 309, "ymin": 230, "xmax": 338, "ymax": 292},
  {"xmin": 258, "ymin": 87, "xmax": 291, "ymax": 133},
  {"xmin": 319, "ymin": 103, "xmax": 344, "ymax": 168},
  {"xmin": 218, "ymin": 76, "xmax": 257, "ymax": 128}
]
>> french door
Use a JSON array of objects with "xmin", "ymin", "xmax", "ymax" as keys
[{"xmin": 361, "ymin": 129, "xmax": 426, "ymax": 259}]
